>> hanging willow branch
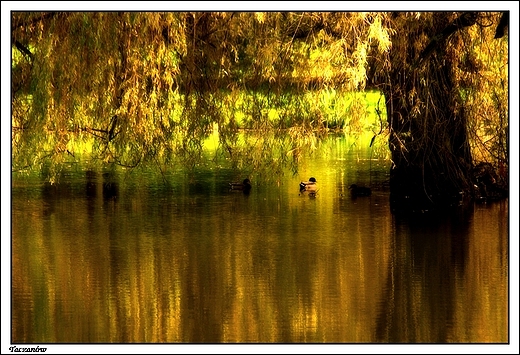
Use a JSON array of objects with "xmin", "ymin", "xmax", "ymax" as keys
[{"xmin": 415, "ymin": 12, "xmax": 479, "ymax": 68}]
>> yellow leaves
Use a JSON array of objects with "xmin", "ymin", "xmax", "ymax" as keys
[
  {"xmin": 255, "ymin": 12, "xmax": 265, "ymax": 24},
  {"xmin": 353, "ymin": 42, "xmax": 368, "ymax": 67},
  {"xmin": 287, "ymin": 125, "xmax": 319, "ymax": 160},
  {"xmin": 146, "ymin": 12, "xmax": 162, "ymax": 34},
  {"xmin": 368, "ymin": 15, "xmax": 392, "ymax": 53}
]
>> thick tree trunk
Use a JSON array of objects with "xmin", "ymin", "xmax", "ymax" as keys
[
  {"xmin": 384, "ymin": 68, "xmax": 474, "ymax": 212},
  {"xmin": 382, "ymin": 14, "xmax": 477, "ymax": 213}
]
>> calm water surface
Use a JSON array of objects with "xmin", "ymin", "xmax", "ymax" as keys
[{"xmin": 11, "ymin": 136, "xmax": 509, "ymax": 344}]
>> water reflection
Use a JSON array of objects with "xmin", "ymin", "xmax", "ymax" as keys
[
  {"xmin": 377, "ymin": 203, "xmax": 508, "ymax": 343},
  {"xmin": 11, "ymin": 136, "xmax": 508, "ymax": 344}
]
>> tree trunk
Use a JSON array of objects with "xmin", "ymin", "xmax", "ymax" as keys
[{"xmin": 382, "ymin": 13, "xmax": 477, "ymax": 212}]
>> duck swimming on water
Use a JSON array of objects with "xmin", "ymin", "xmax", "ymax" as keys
[
  {"xmin": 300, "ymin": 177, "xmax": 317, "ymax": 193},
  {"xmin": 230, "ymin": 178, "xmax": 252, "ymax": 193},
  {"xmin": 349, "ymin": 184, "xmax": 371, "ymax": 197}
]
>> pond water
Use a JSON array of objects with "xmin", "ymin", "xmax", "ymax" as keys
[{"xmin": 10, "ymin": 135, "xmax": 510, "ymax": 349}]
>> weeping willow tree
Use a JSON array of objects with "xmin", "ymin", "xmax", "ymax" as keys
[
  {"xmin": 11, "ymin": 11, "xmax": 509, "ymax": 210},
  {"xmin": 12, "ymin": 12, "xmax": 188, "ymax": 179}
]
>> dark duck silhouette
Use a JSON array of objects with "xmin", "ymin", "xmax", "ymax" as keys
[
  {"xmin": 229, "ymin": 178, "xmax": 252, "ymax": 193},
  {"xmin": 349, "ymin": 184, "xmax": 371, "ymax": 197},
  {"xmin": 300, "ymin": 177, "xmax": 318, "ymax": 194}
]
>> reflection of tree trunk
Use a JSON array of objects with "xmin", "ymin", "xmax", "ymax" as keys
[{"xmin": 376, "ymin": 210, "xmax": 471, "ymax": 342}]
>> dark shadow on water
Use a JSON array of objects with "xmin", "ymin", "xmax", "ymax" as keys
[{"xmin": 375, "ymin": 204, "xmax": 474, "ymax": 343}]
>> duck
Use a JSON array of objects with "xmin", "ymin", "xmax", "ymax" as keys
[
  {"xmin": 300, "ymin": 177, "xmax": 317, "ymax": 192},
  {"xmin": 229, "ymin": 178, "xmax": 252, "ymax": 193},
  {"xmin": 349, "ymin": 184, "xmax": 371, "ymax": 197}
]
